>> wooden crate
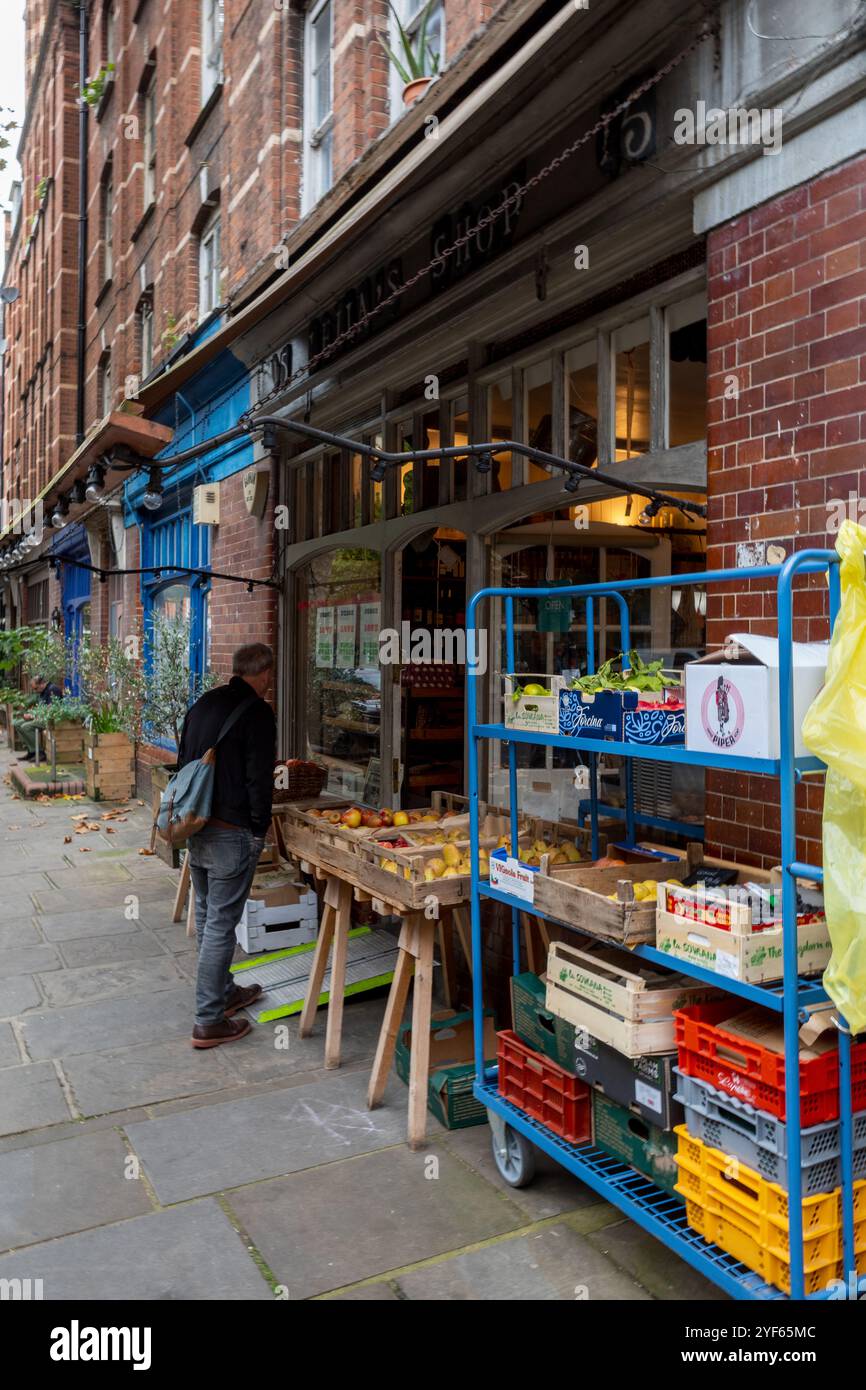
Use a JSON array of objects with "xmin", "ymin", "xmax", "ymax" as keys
[
  {"xmin": 655, "ymin": 907, "xmax": 830, "ymax": 983},
  {"xmin": 46, "ymin": 720, "xmax": 86, "ymax": 764},
  {"xmin": 533, "ymin": 842, "xmax": 705, "ymax": 946},
  {"xmin": 545, "ymin": 939, "xmax": 720, "ymax": 1056},
  {"xmin": 84, "ymin": 732, "xmax": 135, "ymax": 801}
]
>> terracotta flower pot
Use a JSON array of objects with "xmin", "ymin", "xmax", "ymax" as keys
[{"xmin": 402, "ymin": 76, "xmax": 432, "ymax": 106}]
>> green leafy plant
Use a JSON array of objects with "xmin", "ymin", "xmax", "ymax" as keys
[
  {"xmin": 81, "ymin": 63, "xmax": 115, "ymax": 107},
  {"xmin": 381, "ymin": 1, "xmax": 441, "ymax": 85},
  {"xmin": 142, "ymin": 615, "xmax": 217, "ymax": 749},
  {"xmin": 568, "ymin": 651, "xmax": 681, "ymax": 695},
  {"xmin": 20, "ymin": 626, "xmax": 67, "ymax": 686},
  {"xmin": 0, "ymin": 627, "xmax": 33, "ymax": 675},
  {"xmin": 75, "ymin": 632, "xmax": 145, "ymax": 740},
  {"xmin": 161, "ymin": 313, "xmax": 181, "ymax": 353},
  {"xmin": 31, "ymin": 695, "xmax": 92, "ymax": 730}
]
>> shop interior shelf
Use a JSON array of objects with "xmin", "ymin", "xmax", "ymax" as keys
[
  {"xmin": 473, "ymin": 723, "xmax": 826, "ymax": 777},
  {"xmin": 478, "ymin": 881, "xmax": 831, "ymax": 1012}
]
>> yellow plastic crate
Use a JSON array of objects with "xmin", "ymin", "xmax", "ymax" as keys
[{"xmin": 675, "ymin": 1126, "xmax": 866, "ymax": 1294}]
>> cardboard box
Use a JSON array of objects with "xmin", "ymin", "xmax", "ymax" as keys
[
  {"xmin": 559, "ymin": 687, "xmax": 684, "ymax": 745},
  {"xmin": 592, "ymin": 1091, "xmax": 681, "ymax": 1197},
  {"xmin": 394, "ymin": 1009, "xmax": 497, "ymax": 1129},
  {"xmin": 685, "ymin": 632, "xmax": 827, "ymax": 759},
  {"xmin": 510, "ymin": 971, "xmax": 575, "ymax": 1068},
  {"xmin": 569, "ymin": 1030, "xmax": 683, "ymax": 1129},
  {"xmin": 504, "ymin": 675, "xmax": 563, "ymax": 734},
  {"xmin": 655, "ymin": 908, "xmax": 831, "ymax": 983}
]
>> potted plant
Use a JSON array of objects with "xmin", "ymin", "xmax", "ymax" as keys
[
  {"xmin": 33, "ymin": 694, "xmax": 92, "ymax": 766},
  {"xmin": 142, "ymin": 615, "xmax": 217, "ymax": 862},
  {"xmin": 76, "ymin": 634, "xmax": 144, "ymax": 801},
  {"xmin": 382, "ymin": 1, "xmax": 441, "ymax": 106}
]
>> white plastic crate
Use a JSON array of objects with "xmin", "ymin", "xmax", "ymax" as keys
[{"xmin": 235, "ymin": 886, "xmax": 318, "ymax": 954}]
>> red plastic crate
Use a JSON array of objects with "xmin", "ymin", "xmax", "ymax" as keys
[
  {"xmin": 675, "ymin": 1001, "xmax": 866, "ymax": 1126},
  {"xmin": 497, "ymin": 1030, "xmax": 591, "ymax": 1143}
]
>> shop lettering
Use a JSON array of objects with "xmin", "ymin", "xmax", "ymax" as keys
[
  {"xmin": 308, "ymin": 260, "xmax": 404, "ymax": 360},
  {"xmin": 431, "ymin": 178, "xmax": 524, "ymax": 289},
  {"xmin": 378, "ymin": 622, "xmax": 487, "ymax": 675}
]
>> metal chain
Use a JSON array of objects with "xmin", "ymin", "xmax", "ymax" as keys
[{"xmin": 253, "ymin": 20, "xmax": 715, "ymax": 415}]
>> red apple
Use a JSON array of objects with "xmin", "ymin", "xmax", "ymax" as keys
[{"xmin": 341, "ymin": 808, "xmax": 362, "ymax": 829}]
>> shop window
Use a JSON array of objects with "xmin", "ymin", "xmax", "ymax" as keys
[
  {"xmin": 525, "ymin": 358, "xmax": 554, "ymax": 482},
  {"xmin": 199, "ymin": 210, "xmax": 221, "ymax": 320},
  {"xmin": 613, "ymin": 319, "xmax": 651, "ymax": 459},
  {"xmin": 488, "ymin": 375, "xmax": 514, "ymax": 492},
  {"xmin": 141, "ymin": 508, "xmax": 211, "ymax": 743},
  {"xmin": 668, "ymin": 296, "xmax": 707, "ymax": 448},
  {"xmin": 139, "ymin": 293, "xmax": 154, "ymax": 377},
  {"xmin": 397, "ymin": 419, "xmax": 414, "ymax": 516},
  {"xmin": 302, "ymin": 0, "xmax": 333, "ymax": 214},
  {"xmin": 103, "ymin": 2, "xmax": 116, "ymax": 66},
  {"xmin": 418, "ymin": 409, "xmax": 440, "ymax": 510},
  {"xmin": 201, "ymin": 0, "xmax": 224, "ymax": 106},
  {"xmin": 451, "ymin": 395, "xmax": 469, "ymax": 502},
  {"xmin": 388, "ymin": 1, "xmax": 444, "ymax": 118},
  {"xmin": 297, "ymin": 547, "xmax": 382, "ymax": 800},
  {"xmin": 564, "ymin": 341, "xmax": 598, "ymax": 469}
]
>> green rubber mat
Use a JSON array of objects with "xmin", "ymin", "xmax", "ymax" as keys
[{"xmin": 230, "ymin": 926, "xmax": 398, "ymax": 1022}]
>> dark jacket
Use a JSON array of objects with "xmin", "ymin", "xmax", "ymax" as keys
[
  {"xmin": 177, "ymin": 676, "xmax": 276, "ymax": 836},
  {"xmin": 39, "ymin": 683, "xmax": 62, "ymax": 702}
]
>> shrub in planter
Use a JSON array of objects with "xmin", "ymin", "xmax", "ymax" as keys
[{"xmin": 32, "ymin": 695, "xmax": 92, "ymax": 765}]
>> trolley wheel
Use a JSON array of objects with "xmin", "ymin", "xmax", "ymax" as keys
[{"xmin": 490, "ymin": 1120, "xmax": 537, "ymax": 1188}]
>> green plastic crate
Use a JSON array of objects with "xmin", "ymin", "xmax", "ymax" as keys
[
  {"xmin": 592, "ymin": 1090, "xmax": 682, "ymax": 1198},
  {"xmin": 394, "ymin": 1009, "xmax": 496, "ymax": 1129},
  {"xmin": 511, "ymin": 971, "xmax": 575, "ymax": 1069}
]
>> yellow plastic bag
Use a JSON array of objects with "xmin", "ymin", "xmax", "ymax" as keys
[{"xmin": 801, "ymin": 519, "xmax": 866, "ymax": 1034}]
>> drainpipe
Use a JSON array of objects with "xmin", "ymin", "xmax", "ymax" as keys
[{"xmin": 75, "ymin": 1, "xmax": 89, "ymax": 446}]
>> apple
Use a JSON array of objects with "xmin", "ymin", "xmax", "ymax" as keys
[
  {"xmin": 341, "ymin": 808, "xmax": 362, "ymax": 829},
  {"xmin": 378, "ymin": 808, "xmax": 394, "ymax": 826},
  {"xmin": 361, "ymin": 810, "xmax": 380, "ymax": 827},
  {"xmin": 393, "ymin": 810, "xmax": 409, "ymax": 827}
]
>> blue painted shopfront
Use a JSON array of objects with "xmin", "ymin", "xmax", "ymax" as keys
[
  {"xmin": 52, "ymin": 523, "xmax": 92, "ymax": 693},
  {"xmin": 124, "ymin": 316, "xmax": 255, "ymax": 748}
]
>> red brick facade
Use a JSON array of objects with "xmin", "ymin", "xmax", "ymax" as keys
[{"xmin": 704, "ymin": 151, "xmax": 866, "ymax": 869}]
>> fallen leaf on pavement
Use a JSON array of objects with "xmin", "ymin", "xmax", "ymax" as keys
[
  {"xmin": 63, "ymin": 835, "xmax": 72, "ymax": 843},
  {"xmin": 138, "ymin": 848, "xmax": 155, "ymax": 856},
  {"xmin": 78, "ymin": 846, "xmax": 90, "ymax": 853}
]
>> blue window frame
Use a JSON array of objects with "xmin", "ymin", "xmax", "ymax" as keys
[{"xmin": 141, "ymin": 506, "xmax": 212, "ymax": 746}]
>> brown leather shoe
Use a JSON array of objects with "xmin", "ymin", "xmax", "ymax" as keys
[
  {"xmin": 225, "ymin": 982, "xmax": 263, "ymax": 1017},
  {"xmin": 191, "ymin": 1017, "xmax": 252, "ymax": 1049}
]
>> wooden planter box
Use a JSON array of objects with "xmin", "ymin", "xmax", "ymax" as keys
[
  {"xmin": 46, "ymin": 720, "xmax": 87, "ymax": 765},
  {"xmin": 150, "ymin": 762, "xmax": 180, "ymax": 866},
  {"xmin": 84, "ymin": 732, "xmax": 135, "ymax": 802}
]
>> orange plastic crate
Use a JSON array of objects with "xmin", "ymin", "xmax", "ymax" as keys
[
  {"xmin": 674, "ymin": 1001, "xmax": 866, "ymax": 1126},
  {"xmin": 497, "ymin": 1030, "xmax": 591, "ymax": 1143}
]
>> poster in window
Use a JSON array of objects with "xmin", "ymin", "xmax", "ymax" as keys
[
  {"xmin": 360, "ymin": 601, "xmax": 381, "ymax": 666},
  {"xmin": 315, "ymin": 606, "xmax": 335, "ymax": 668},
  {"xmin": 335, "ymin": 604, "xmax": 357, "ymax": 669}
]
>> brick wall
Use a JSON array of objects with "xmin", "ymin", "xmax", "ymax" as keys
[{"xmin": 704, "ymin": 151, "xmax": 866, "ymax": 869}]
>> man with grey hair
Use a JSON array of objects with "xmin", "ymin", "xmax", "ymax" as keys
[{"xmin": 178, "ymin": 643, "xmax": 277, "ymax": 1048}]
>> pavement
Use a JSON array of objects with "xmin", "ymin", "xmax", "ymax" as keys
[{"xmin": 0, "ymin": 745, "xmax": 724, "ymax": 1301}]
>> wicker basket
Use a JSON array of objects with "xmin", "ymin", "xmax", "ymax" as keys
[{"xmin": 273, "ymin": 760, "xmax": 328, "ymax": 803}]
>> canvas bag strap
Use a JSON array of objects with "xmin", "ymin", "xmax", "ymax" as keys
[{"xmin": 213, "ymin": 693, "xmax": 260, "ymax": 748}]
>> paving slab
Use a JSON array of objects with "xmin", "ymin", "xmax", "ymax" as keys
[
  {"xmin": 0, "ymin": 943, "xmax": 61, "ymax": 977},
  {"xmin": 46, "ymin": 861, "xmax": 135, "ymax": 886},
  {"xmin": 0, "ymin": 920, "xmax": 41, "ymax": 950},
  {"xmin": 227, "ymin": 1143, "xmax": 525, "ymax": 1297},
  {"xmin": 328, "ymin": 1280, "xmax": 401, "ymax": 1300},
  {"xmin": 0, "ymin": 1128, "xmax": 153, "ymax": 1251},
  {"xmin": 37, "ymin": 905, "xmax": 162, "ymax": 943},
  {"xmin": 217, "ymin": 998, "xmax": 386, "ymax": 1085},
  {"xmin": 441, "ymin": 1122, "xmax": 604, "ymax": 1221},
  {"xmin": 0, "ymin": 1021, "xmax": 21, "ymax": 1068},
  {"xmin": 57, "ymin": 931, "xmax": 165, "ymax": 969},
  {"xmin": 126, "ymin": 1070, "xmax": 417, "ymax": 1204},
  {"xmin": 0, "ymin": 1061, "xmax": 72, "ymax": 1135},
  {"xmin": 33, "ymin": 878, "xmax": 177, "ymax": 916},
  {"xmin": 18, "ymin": 987, "xmax": 193, "ymax": 1060},
  {"xmin": 0, "ymin": 1199, "xmax": 272, "ymax": 1300},
  {"xmin": 63, "ymin": 1037, "xmax": 239, "ymax": 1114},
  {"xmin": 584, "ymin": 1216, "xmax": 727, "ymax": 1300},
  {"xmin": 0, "ymin": 974, "xmax": 42, "ymax": 1017},
  {"xmin": 36, "ymin": 954, "xmax": 185, "ymax": 1008},
  {"xmin": 0, "ymin": 870, "xmax": 56, "ymax": 898},
  {"xmin": 393, "ymin": 1222, "xmax": 653, "ymax": 1300}
]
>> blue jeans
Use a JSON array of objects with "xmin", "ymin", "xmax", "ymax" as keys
[{"xmin": 188, "ymin": 826, "xmax": 262, "ymax": 1026}]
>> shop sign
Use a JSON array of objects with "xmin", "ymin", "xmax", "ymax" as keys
[
  {"xmin": 335, "ymin": 604, "xmax": 357, "ymax": 668},
  {"xmin": 359, "ymin": 601, "xmax": 381, "ymax": 665},
  {"xmin": 537, "ymin": 587, "xmax": 573, "ymax": 633},
  {"xmin": 315, "ymin": 606, "xmax": 335, "ymax": 667},
  {"xmin": 429, "ymin": 170, "xmax": 526, "ymax": 293},
  {"xmin": 309, "ymin": 261, "xmax": 404, "ymax": 361}
]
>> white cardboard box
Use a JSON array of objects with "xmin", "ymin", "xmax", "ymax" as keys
[
  {"xmin": 236, "ymin": 881, "xmax": 318, "ymax": 954},
  {"xmin": 684, "ymin": 632, "xmax": 827, "ymax": 759}
]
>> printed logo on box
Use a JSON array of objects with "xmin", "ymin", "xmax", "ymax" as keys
[{"xmin": 700, "ymin": 674, "xmax": 745, "ymax": 749}]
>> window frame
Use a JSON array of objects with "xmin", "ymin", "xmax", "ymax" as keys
[
  {"xmin": 99, "ymin": 351, "xmax": 113, "ymax": 417},
  {"xmin": 198, "ymin": 210, "xmax": 222, "ymax": 320},
  {"xmin": 388, "ymin": 0, "xmax": 445, "ymax": 120},
  {"xmin": 139, "ymin": 294, "xmax": 154, "ymax": 377},
  {"xmin": 142, "ymin": 72, "xmax": 157, "ymax": 210},
  {"xmin": 101, "ymin": 162, "xmax": 114, "ymax": 283},
  {"xmin": 201, "ymin": 0, "xmax": 224, "ymax": 106},
  {"xmin": 301, "ymin": 0, "xmax": 334, "ymax": 215}
]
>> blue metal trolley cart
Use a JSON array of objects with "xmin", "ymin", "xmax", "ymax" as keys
[{"xmin": 466, "ymin": 551, "xmax": 863, "ymax": 1301}]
